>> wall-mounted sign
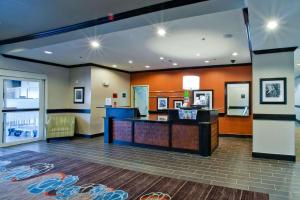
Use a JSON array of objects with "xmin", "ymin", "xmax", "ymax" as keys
[{"xmin": 105, "ymin": 98, "xmax": 112, "ymax": 106}]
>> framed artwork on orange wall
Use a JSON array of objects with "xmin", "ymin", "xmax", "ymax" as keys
[{"xmin": 157, "ymin": 97, "xmax": 169, "ymax": 110}]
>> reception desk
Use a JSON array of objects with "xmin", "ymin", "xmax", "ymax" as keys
[{"xmin": 104, "ymin": 107, "xmax": 219, "ymax": 156}]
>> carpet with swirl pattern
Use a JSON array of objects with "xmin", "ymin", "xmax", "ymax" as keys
[{"xmin": 0, "ymin": 151, "xmax": 268, "ymax": 200}]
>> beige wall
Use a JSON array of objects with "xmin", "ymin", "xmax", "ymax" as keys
[
  {"xmin": 252, "ymin": 52, "xmax": 295, "ymax": 156},
  {"xmin": 0, "ymin": 56, "xmax": 131, "ymax": 135},
  {"xmin": 0, "ymin": 56, "xmax": 70, "ymax": 109},
  {"xmin": 90, "ymin": 66, "xmax": 131, "ymax": 134},
  {"xmin": 67, "ymin": 67, "xmax": 92, "ymax": 134}
]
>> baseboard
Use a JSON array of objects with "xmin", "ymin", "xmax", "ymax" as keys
[
  {"xmin": 75, "ymin": 132, "xmax": 103, "ymax": 138},
  {"xmin": 219, "ymin": 134, "xmax": 252, "ymax": 138},
  {"xmin": 252, "ymin": 152, "xmax": 296, "ymax": 162}
]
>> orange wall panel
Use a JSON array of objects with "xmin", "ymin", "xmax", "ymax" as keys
[{"xmin": 131, "ymin": 65, "xmax": 252, "ymax": 135}]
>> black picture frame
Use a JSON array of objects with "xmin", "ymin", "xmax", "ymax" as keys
[
  {"xmin": 173, "ymin": 100, "xmax": 184, "ymax": 109},
  {"xmin": 74, "ymin": 87, "xmax": 85, "ymax": 104},
  {"xmin": 192, "ymin": 90, "xmax": 214, "ymax": 109},
  {"xmin": 224, "ymin": 81, "xmax": 251, "ymax": 117},
  {"xmin": 260, "ymin": 78, "xmax": 287, "ymax": 104},
  {"xmin": 157, "ymin": 97, "xmax": 169, "ymax": 110}
]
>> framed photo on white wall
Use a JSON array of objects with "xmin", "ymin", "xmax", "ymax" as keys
[
  {"xmin": 74, "ymin": 87, "xmax": 85, "ymax": 104},
  {"xmin": 260, "ymin": 78, "xmax": 286, "ymax": 104}
]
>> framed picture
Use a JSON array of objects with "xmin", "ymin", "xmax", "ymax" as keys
[
  {"xmin": 260, "ymin": 78, "xmax": 287, "ymax": 104},
  {"xmin": 193, "ymin": 90, "xmax": 213, "ymax": 109},
  {"xmin": 157, "ymin": 97, "xmax": 169, "ymax": 110},
  {"xmin": 74, "ymin": 87, "xmax": 85, "ymax": 104},
  {"xmin": 173, "ymin": 100, "xmax": 183, "ymax": 109}
]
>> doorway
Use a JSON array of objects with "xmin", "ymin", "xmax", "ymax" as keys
[
  {"xmin": 132, "ymin": 85, "xmax": 149, "ymax": 116},
  {"xmin": 0, "ymin": 76, "xmax": 45, "ymax": 147}
]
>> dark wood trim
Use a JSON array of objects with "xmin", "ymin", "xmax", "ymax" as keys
[
  {"xmin": 242, "ymin": 8, "xmax": 252, "ymax": 61},
  {"xmin": 219, "ymin": 134, "xmax": 252, "ymax": 138},
  {"xmin": 148, "ymin": 110, "xmax": 169, "ymax": 114},
  {"xmin": 2, "ymin": 54, "xmax": 131, "ymax": 72},
  {"xmin": 2, "ymin": 54, "xmax": 250, "ymax": 73},
  {"xmin": 224, "ymin": 81, "xmax": 251, "ymax": 116},
  {"xmin": 218, "ymin": 113, "xmax": 226, "ymax": 117},
  {"xmin": 253, "ymin": 114, "xmax": 296, "ymax": 121},
  {"xmin": 2, "ymin": 54, "xmax": 69, "ymax": 68},
  {"xmin": 252, "ymin": 152, "xmax": 296, "ymax": 162},
  {"xmin": 131, "ymin": 63, "xmax": 252, "ymax": 73},
  {"xmin": 2, "ymin": 108, "xmax": 39, "ymax": 113},
  {"xmin": 47, "ymin": 109, "xmax": 91, "ymax": 114},
  {"xmin": 259, "ymin": 77, "xmax": 287, "ymax": 104},
  {"xmin": 70, "ymin": 63, "xmax": 130, "ymax": 73},
  {"xmin": 0, "ymin": 0, "xmax": 209, "ymax": 46},
  {"xmin": 75, "ymin": 133, "xmax": 103, "ymax": 138},
  {"xmin": 253, "ymin": 47, "xmax": 298, "ymax": 55}
]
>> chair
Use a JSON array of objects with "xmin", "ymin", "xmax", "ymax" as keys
[{"xmin": 46, "ymin": 115, "xmax": 75, "ymax": 142}]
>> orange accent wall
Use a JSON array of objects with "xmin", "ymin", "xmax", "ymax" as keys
[{"xmin": 131, "ymin": 65, "xmax": 252, "ymax": 135}]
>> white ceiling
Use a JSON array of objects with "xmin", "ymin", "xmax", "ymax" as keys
[
  {"xmin": 247, "ymin": 0, "xmax": 300, "ymax": 51},
  {"xmin": 6, "ymin": 9, "xmax": 251, "ymax": 71},
  {"xmin": 0, "ymin": 0, "xmax": 171, "ymax": 40}
]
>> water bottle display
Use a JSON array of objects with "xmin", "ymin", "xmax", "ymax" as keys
[{"xmin": 4, "ymin": 112, "xmax": 39, "ymax": 143}]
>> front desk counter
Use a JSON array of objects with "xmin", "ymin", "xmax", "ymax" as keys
[{"xmin": 104, "ymin": 107, "xmax": 219, "ymax": 156}]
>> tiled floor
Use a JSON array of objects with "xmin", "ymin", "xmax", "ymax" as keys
[{"xmin": 1, "ymin": 136, "xmax": 300, "ymax": 200}]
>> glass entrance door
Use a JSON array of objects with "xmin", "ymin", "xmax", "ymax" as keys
[{"xmin": 0, "ymin": 78, "xmax": 44, "ymax": 145}]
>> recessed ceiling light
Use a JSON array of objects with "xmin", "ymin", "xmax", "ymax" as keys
[
  {"xmin": 204, "ymin": 60, "xmax": 210, "ymax": 63},
  {"xmin": 112, "ymin": 65, "xmax": 117, "ymax": 68},
  {"xmin": 173, "ymin": 63, "xmax": 178, "ymax": 66},
  {"xmin": 90, "ymin": 40, "xmax": 100, "ymax": 48},
  {"xmin": 266, "ymin": 20, "xmax": 278, "ymax": 30},
  {"xmin": 297, "ymin": 63, "xmax": 300, "ymax": 66},
  {"xmin": 232, "ymin": 52, "xmax": 238, "ymax": 56},
  {"xmin": 160, "ymin": 57, "xmax": 164, "ymax": 60},
  {"xmin": 44, "ymin": 51, "xmax": 53, "ymax": 54},
  {"xmin": 128, "ymin": 60, "xmax": 133, "ymax": 64},
  {"xmin": 145, "ymin": 65, "xmax": 150, "ymax": 68},
  {"xmin": 157, "ymin": 28, "xmax": 166, "ymax": 37},
  {"xmin": 196, "ymin": 53, "xmax": 200, "ymax": 57}
]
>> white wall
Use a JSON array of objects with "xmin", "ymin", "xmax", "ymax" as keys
[
  {"xmin": 295, "ymin": 76, "xmax": 300, "ymax": 121},
  {"xmin": 0, "ymin": 56, "xmax": 70, "ymax": 109},
  {"xmin": 253, "ymin": 52, "xmax": 295, "ymax": 156}
]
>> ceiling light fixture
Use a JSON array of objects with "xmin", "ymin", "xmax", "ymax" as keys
[
  {"xmin": 232, "ymin": 52, "xmax": 238, "ymax": 56},
  {"xmin": 112, "ymin": 65, "xmax": 117, "ymax": 68},
  {"xmin": 204, "ymin": 60, "xmax": 210, "ymax": 63},
  {"xmin": 44, "ymin": 51, "xmax": 53, "ymax": 54},
  {"xmin": 90, "ymin": 40, "xmax": 101, "ymax": 48},
  {"xmin": 160, "ymin": 57, "xmax": 164, "ymax": 60},
  {"xmin": 157, "ymin": 27, "xmax": 166, "ymax": 37},
  {"xmin": 128, "ymin": 60, "xmax": 133, "ymax": 64},
  {"xmin": 297, "ymin": 63, "xmax": 300, "ymax": 66},
  {"xmin": 196, "ymin": 53, "xmax": 200, "ymax": 57},
  {"xmin": 145, "ymin": 65, "xmax": 150, "ymax": 68},
  {"xmin": 266, "ymin": 20, "xmax": 278, "ymax": 30},
  {"xmin": 173, "ymin": 63, "xmax": 178, "ymax": 66}
]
